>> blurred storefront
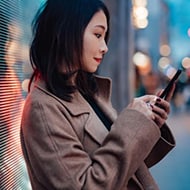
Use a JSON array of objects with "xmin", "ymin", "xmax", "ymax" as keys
[{"xmin": 132, "ymin": 0, "xmax": 190, "ymax": 113}]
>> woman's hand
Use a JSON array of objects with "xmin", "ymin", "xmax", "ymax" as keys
[
  {"xmin": 151, "ymin": 97, "xmax": 170, "ymax": 128},
  {"xmin": 127, "ymin": 83, "xmax": 175, "ymax": 128},
  {"xmin": 152, "ymin": 82, "xmax": 176, "ymax": 128},
  {"xmin": 127, "ymin": 95, "xmax": 157, "ymax": 121}
]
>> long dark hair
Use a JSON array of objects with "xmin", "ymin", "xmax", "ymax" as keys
[{"xmin": 29, "ymin": 0, "xmax": 110, "ymax": 101}]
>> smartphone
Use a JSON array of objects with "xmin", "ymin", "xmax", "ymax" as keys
[{"xmin": 159, "ymin": 69, "xmax": 182, "ymax": 99}]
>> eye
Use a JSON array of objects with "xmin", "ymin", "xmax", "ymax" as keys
[{"xmin": 95, "ymin": 33, "xmax": 102, "ymax": 38}]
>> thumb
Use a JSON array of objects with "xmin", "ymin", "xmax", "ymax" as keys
[{"xmin": 138, "ymin": 95, "xmax": 158, "ymax": 103}]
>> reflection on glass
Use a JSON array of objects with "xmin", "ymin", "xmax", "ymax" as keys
[{"xmin": 0, "ymin": 0, "xmax": 43, "ymax": 189}]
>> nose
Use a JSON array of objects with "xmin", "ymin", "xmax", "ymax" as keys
[{"xmin": 100, "ymin": 41, "xmax": 108, "ymax": 54}]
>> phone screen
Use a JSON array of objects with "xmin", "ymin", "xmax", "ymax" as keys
[{"xmin": 159, "ymin": 69, "xmax": 182, "ymax": 99}]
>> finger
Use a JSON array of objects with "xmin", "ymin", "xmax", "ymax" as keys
[
  {"xmin": 138, "ymin": 95, "xmax": 158, "ymax": 103},
  {"xmin": 153, "ymin": 113, "xmax": 165, "ymax": 128},
  {"xmin": 147, "ymin": 109, "xmax": 156, "ymax": 120},
  {"xmin": 140, "ymin": 101, "xmax": 155, "ymax": 120},
  {"xmin": 152, "ymin": 106, "xmax": 168, "ymax": 128},
  {"xmin": 155, "ymin": 98, "xmax": 170, "ymax": 114},
  {"xmin": 128, "ymin": 99, "xmax": 155, "ymax": 120},
  {"xmin": 152, "ymin": 104, "xmax": 168, "ymax": 120}
]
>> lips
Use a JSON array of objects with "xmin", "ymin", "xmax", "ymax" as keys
[{"xmin": 94, "ymin": 58, "xmax": 102, "ymax": 63}]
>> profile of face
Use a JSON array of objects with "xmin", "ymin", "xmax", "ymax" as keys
[{"xmin": 82, "ymin": 10, "xmax": 108, "ymax": 73}]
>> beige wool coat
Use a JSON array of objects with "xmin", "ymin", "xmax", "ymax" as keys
[{"xmin": 20, "ymin": 76, "xmax": 175, "ymax": 190}]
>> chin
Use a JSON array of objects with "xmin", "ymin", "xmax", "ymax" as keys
[
  {"xmin": 91, "ymin": 68, "xmax": 98, "ymax": 73},
  {"xmin": 86, "ymin": 67, "xmax": 98, "ymax": 73}
]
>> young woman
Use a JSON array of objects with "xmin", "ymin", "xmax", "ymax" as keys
[{"xmin": 20, "ymin": 0, "xmax": 175, "ymax": 189}]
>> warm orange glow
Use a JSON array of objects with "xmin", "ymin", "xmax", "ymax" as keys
[
  {"xmin": 182, "ymin": 57, "xmax": 190, "ymax": 69},
  {"xmin": 158, "ymin": 57, "xmax": 170, "ymax": 69},
  {"xmin": 132, "ymin": 0, "xmax": 147, "ymax": 7},
  {"xmin": 132, "ymin": 0, "xmax": 148, "ymax": 29},
  {"xmin": 160, "ymin": 44, "xmax": 171, "ymax": 57},
  {"xmin": 0, "ymin": 19, "xmax": 28, "ymax": 189},
  {"xmin": 133, "ymin": 18, "xmax": 148, "ymax": 29},
  {"xmin": 22, "ymin": 79, "xmax": 30, "ymax": 92},
  {"xmin": 133, "ymin": 6, "xmax": 148, "ymax": 19},
  {"xmin": 133, "ymin": 52, "xmax": 151, "ymax": 75}
]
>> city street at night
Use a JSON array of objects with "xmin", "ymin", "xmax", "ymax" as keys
[{"xmin": 1, "ymin": 0, "xmax": 190, "ymax": 189}]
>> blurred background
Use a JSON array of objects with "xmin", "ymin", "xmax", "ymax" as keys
[{"xmin": 0, "ymin": 0, "xmax": 189, "ymax": 189}]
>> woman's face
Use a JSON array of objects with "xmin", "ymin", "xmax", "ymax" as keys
[{"xmin": 82, "ymin": 10, "xmax": 108, "ymax": 73}]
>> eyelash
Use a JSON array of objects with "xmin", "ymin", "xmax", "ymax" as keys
[{"xmin": 95, "ymin": 33, "xmax": 102, "ymax": 38}]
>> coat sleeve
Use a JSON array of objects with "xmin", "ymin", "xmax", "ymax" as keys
[
  {"xmin": 144, "ymin": 123, "xmax": 176, "ymax": 167},
  {"xmin": 21, "ymin": 99, "xmax": 161, "ymax": 190}
]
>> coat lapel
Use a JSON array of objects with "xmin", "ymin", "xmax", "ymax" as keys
[
  {"xmin": 35, "ymin": 75, "xmax": 117, "ymax": 145},
  {"xmin": 61, "ymin": 90, "xmax": 110, "ymax": 145},
  {"xmin": 84, "ymin": 112, "xmax": 109, "ymax": 145}
]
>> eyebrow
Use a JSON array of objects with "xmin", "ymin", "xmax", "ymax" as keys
[{"xmin": 94, "ymin": 25, "xmax": 107, "ymax": 31}]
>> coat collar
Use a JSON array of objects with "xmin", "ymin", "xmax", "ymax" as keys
[
  {"xmin": 35, "ymin": 75, "xmax": 117, "ymax": 120},
  {"xmin": 34, "ymin": 75, "xmax": 117, "ymax": 145}
]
